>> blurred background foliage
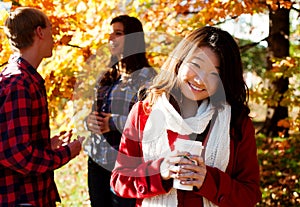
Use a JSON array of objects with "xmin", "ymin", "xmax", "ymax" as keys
[{"xmin": 0, "ymin": 0, "xmax": 299, "ymax": 206}]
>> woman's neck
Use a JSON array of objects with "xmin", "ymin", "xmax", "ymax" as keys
[
  {"xmin": 116, "ymin": 60, "xmax": 127, "ymax": 75},
  {"xmin": 181, "ymin": 97, "xmax": 199, "ymax": 118}
]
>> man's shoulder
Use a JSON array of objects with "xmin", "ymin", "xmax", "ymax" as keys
[
  {"xmin": 0, "ymin": 63, "xmax": 29, "ymax": 88},
  {"xmin": 1, "ymin": 63, "xmax": 22, "ymax": 76}
]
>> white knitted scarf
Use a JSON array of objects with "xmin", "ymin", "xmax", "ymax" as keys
[{"xmin": 141, "ymin": 93, "xmax": 231, "ymax": 207}]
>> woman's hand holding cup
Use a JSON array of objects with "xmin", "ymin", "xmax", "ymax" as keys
[{"xmin": 160, "ymin": 138, "xmax": 206, "ymax": 191}]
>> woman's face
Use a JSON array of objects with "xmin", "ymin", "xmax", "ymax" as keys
[
  {"xmin": 177, "ymin": 46, "xmax": 220, "ymax": 101},
  {"xmin": 109, "ymin": 22, "xmax": 125, "ymax": 57}
]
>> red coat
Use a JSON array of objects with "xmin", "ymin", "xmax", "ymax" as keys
[{"xmin": 111, "ymin": 101, "xmax": 261, "ymax": 207}]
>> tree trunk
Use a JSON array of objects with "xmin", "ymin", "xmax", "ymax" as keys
[{"xmin": 261, "ymin": 6, "xmax": 290, "ymax": 137}]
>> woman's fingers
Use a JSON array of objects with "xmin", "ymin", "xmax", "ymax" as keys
[
  {"xmin": 178, "ymin": 170, "xmax": 206, "ymax": 190},
  {"xmin": 175, "ymin": 158, "xmax": 207, "ymax": 189},
  {"xmin": 87, "ymin": 112, "xmax": 103, "ymax": 133},
  {"xmin": 160, "ymin": 151, "xmax": 196, "ymax": 180}
]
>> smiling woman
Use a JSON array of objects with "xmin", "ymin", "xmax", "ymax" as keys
[
  {"xmin": 109, "ymin": 22, "xmax": 125, "ymax": 58},
  {"xmin": 110, "ymin": 26, "xmax": 262, "ymax": 207},
  {"xmin": 177, "ymin": 47, "xmax": 220, "ymax": 103},
  {"xmin": 83, "ymin": 14, "xmax": 156, "ymax": 207}
]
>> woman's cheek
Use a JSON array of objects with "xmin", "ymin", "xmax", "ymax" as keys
[{"xmin": 207, "ymin": 78, "xmax": 220, "ymax": 95}]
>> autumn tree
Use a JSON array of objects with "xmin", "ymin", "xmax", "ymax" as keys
[
  {"xmin": 0, "ymin": 0, "xmax": 299, "ymax": 136},
  {"xmin": 1, "ymin": 1, "xmax": 299, "ymax": 206}
]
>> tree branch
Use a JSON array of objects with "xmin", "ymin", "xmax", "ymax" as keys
[
  {"xmin": 239, "ymin": 36, "xmax": 268, "ymax": 52},
  {"xmin": 67, "ymin": 43, "xmax": 82, "ymax": 48},
  {"xmin": 0, "ymin": 61, "xmax": 8, "ymax": 68},
  {"xmin": 291, "ymin": 5, "xmax": 300, "ymax": 13}
]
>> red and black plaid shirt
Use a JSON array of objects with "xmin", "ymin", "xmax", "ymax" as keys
[{"xmin": 0, "ymin": 56, "xmax": 71, "ymax": 207}]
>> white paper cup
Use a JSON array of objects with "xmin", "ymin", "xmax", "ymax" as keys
[{"xmin": 173, "ymin": 138, "xmax": 203, "ymax": 191}]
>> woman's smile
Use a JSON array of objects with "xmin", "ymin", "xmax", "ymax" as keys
[
  {"xmin": 109, "ymin": 40, "xmax": 120, "ymax": 49},
  {"xmin": 178, "ymin": 47, "xmax": 220, "ymax": 101},
  {"xmin": 188, "ymin": 82, "xmax": 205, "ymax": 92}
]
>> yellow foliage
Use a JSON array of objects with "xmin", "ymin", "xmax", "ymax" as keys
[
  {"xmin": 0, "ymin": 8, "xmax": 11, "ymax": 68},
  {"xmin": 1, "ymin": 0, "xmax": 298, "ymax": 204},
  {"xmin": 0, "ymin": 0, "xmax": 297, "ymax": 133}
]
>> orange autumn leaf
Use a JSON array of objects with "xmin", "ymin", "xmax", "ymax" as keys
[
  {"xmin": 59, "ymin": 35, "xmax": 73, "ymax": 45},
  {"xmin": 277, "ymin": 119, "xmax": 290, "ymax": 128}
]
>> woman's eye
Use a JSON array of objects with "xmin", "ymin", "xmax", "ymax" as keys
[
  {"xmin": 210, "ymin": 72, "xmax": 219, "ymax": 77},
  {"xmin": 188, "ymin": 62, "xmax": 200, "ymax": 68}
]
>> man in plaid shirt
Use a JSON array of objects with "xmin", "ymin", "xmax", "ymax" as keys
[{"xmin": 0, "ymin": 7, "xmax": 85, "ymax": 206}]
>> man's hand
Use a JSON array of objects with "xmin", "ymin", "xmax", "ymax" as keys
[
  {"xmin": 51, "ymin": 130, "xmax": 73, "ymax": 150},
  {"xmin": 68, "ymin": 135, "xmax": 86, "ymax": 159}
]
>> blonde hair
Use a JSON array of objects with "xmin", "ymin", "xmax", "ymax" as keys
[
  {"xmin": 4, "ymin": 7, "xmax": 48, "ymax": 50},
  {"xmin": 147, "ymin": 31, "xmax": 203, "ymax": 107}
]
